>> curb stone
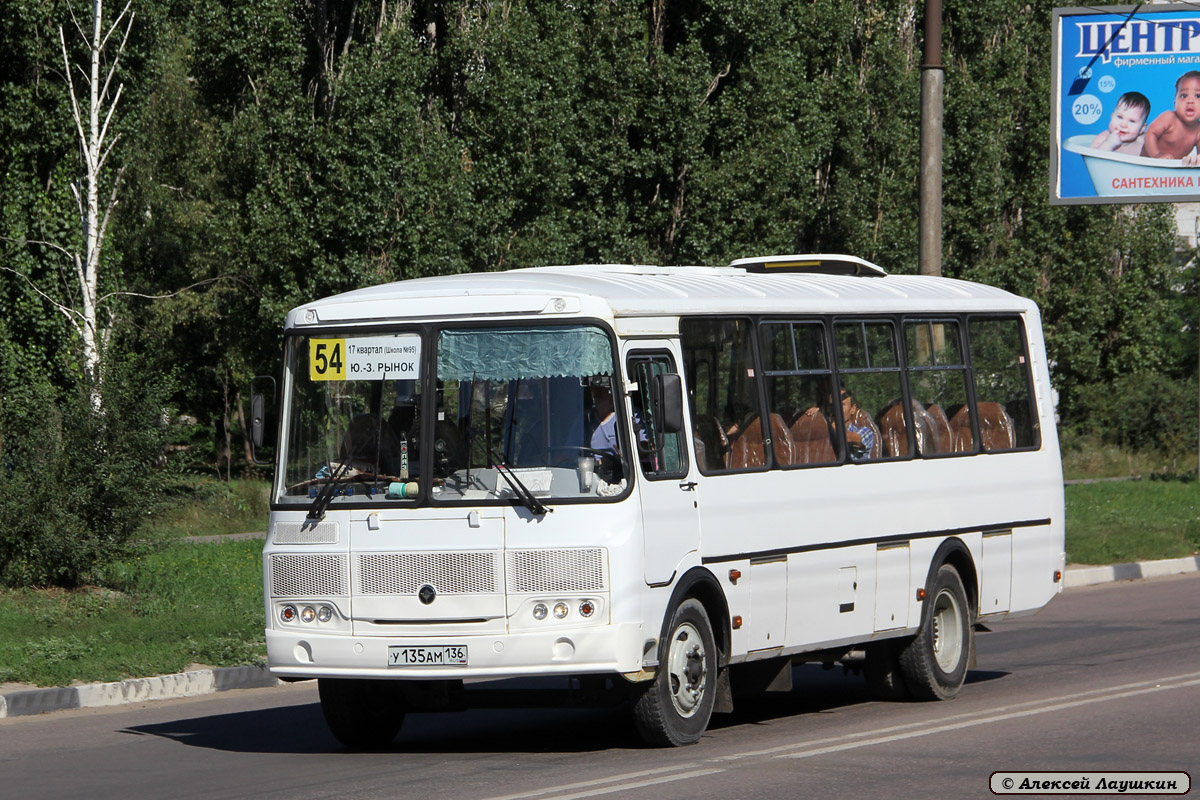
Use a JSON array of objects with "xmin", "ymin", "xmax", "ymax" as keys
[
  {"xmin": 0, "ymin": 664, "xmax": 285, "ymax": 719},
  {"xmin": 3, "ymin": 555, "xmax": 1198, "ymax": 719},
  {"xmin": 1063, "ymin": 554, "xmax": 1200, "ymax": 588}
]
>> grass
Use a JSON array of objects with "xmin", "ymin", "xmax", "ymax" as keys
[
  {"xmin": 1059, "ymin": 431, "xmax": 1200, "ymax": 481},
  {"xmin": 0, "ymin": 538, "xmax": 266, "ymax": 687},
  {"xmin": 1064, "ymin": 479, "xmax": 1200, "ymax": 565},
  {"xmin": 2, "ymin": 462, "xmax": 1199, "ymax": 688},
  {"xmin": 151, "ymin": 478, "xmax": 271, "ymax": 539}
]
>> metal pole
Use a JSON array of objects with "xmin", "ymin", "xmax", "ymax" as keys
[{"xmin": 919, "ymin": 0, "xmax": 944, "ymax": 278}]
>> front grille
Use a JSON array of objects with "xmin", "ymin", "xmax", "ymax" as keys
[
  {"xmin": 270, "ymin": 553, "xmax": 348, "ymax": 597},
  {"xmin": 506, "ymin": 549, "xmax": 607, "ymax": 594},
  {"xmin": 272, "ymin": 521, "xmax": 339, "ymax": 545},
  {"xmin": 356, "ymin": 551, "xmax": 498, "ymax": 595}
]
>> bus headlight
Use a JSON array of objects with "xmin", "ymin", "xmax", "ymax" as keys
[
  {"xmin": 532, "ymin": 603, "xmax": 548, "ymax": 620},
  {"xmin": 579, "ymin": 600, "xmax": 595, "ymax": 618},
  {"xmin": 300, "ymin": 606, "xmax": 316, "ymax": 623},
  {"xmin": 317, "ymin": 605, "xmax": 333, "ymax": 623},
  {"xmin": 553, "ymin": 602, "xmax": 569, "ymax": 619},
  {"xmin": 280, "ymin": 605, "xmax": 297, "ymax": 623}
]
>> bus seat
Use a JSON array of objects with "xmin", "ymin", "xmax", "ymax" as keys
[
  {"xmin": 977, "ymin": 401, "xmax": 1016, "ymax": 451},
  {"xmin": 948, "ymin": 406, "xmax": 975, "ymax": 452},
  {"xmin": 877, "ymin": 400, "xmax": 909, "ymax": 457},
  {"xmin": 925, "ymin": 403, "xmax": 954, "ymax": 454},
  {"xmin": 790, "ymin": 407, "xmax": 836, "ymax": 464},
  {"xmin": 877, "ymin": 399, "xmax": 940, "ymax": 457},
  {"xmin": 769, "ymin": 412, "xmax": 795, "ymax": 466},
  {"xmin": 693, "ymin": 415, "xmax": 730, "ymax": 471},
  {"xmin": 910, "ymin": 402, "xmax": 940, "ymax": 455},
  {"xmin": 727, "ymin": 415, "xmax": 766, "ymax": 469}
]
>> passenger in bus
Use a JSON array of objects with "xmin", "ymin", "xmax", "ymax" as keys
[
  {"xmin": 588, "ymin": 381, "xmax": 652, "ymax": 481},
  {"xmin": 589, "ymin": 384, "xmax": 618, "ymax": 454},
  {"xmin": 586, "ymin": 383, "xmax": 626, "ymax": 483},
  {"xmin": 839, "ymin": 389, "xmax": 880, "ymax": 461}
]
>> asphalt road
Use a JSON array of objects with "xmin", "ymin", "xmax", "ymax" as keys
[{"xmin": 2, "ymin": 573, "xmax": 1197, "ymax": 800}]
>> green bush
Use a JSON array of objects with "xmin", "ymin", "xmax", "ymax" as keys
[
  {"xmin": 1067, "ymin": 373, "xmax": 1198, "ymax": 461},
  {"xmin": 0, "ymin": 346, "xmax": 179, "ymax": 587}
]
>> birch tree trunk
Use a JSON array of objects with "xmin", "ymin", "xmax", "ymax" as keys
[{"xmin": 60, "ymin": 0, "xmax": 134, "ymax": 406}]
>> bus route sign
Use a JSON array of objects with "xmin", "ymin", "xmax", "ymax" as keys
[{"xmin": 308, "ymin": 335, "xmax": 421, "ymax": 381}]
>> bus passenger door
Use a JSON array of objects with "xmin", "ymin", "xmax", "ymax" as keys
[{"xmin": 625, "ymin": 346, "xmax": 701, "ymax": 586}]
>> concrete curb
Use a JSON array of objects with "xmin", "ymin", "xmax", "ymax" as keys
[
  {"xmin": 3, "ymin": 556, "xmax": 1197, "ymax": 719},
  {"xmin": 1063, "ymin": 554, "xmax": 1200, "ymax": 588},
  {"xmin": 0, "ymin": 664, "xmax": 284, "ymax": 719}
]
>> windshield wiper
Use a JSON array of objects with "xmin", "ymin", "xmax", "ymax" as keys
[
  {"xmin": 496, "ymin": 462, "xmax": 551, "ymax": 516},
  {"xmin": 485, "ymin": 440, "xmax": 550, "ymax": 516},
  {"xmin": 308, "ymin": 428, "xmax": 372, "ymax": 521}
]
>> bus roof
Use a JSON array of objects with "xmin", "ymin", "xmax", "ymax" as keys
[{"xmin": 286, "ymin": 259, "xmax": 1035, "ymax": 329}]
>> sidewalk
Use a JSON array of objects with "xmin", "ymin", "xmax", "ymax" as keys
[{"xmin": 3, "ymin": 554, "xmax": 1198, "ymax": 719}]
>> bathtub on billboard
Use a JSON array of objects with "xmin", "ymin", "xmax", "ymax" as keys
[{"xmin": 1061, "ymin": 134, "xmax": 1200, "ymax": 199}]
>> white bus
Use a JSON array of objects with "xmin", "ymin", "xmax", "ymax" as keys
[{"xmin": 256, "ymin": 255, "xmax": 1064, "ymax": 748}]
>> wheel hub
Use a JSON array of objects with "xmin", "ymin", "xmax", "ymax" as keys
[
  {"xmin": 931, "ymin": 587, "xmax": 964, "ymax": 672},
  {"xmin": 667, "ymin": 623, "xmax": 707, "ymax": 717}
]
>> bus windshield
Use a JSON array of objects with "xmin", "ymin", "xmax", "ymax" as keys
[
  {"xmin": 278, "ymin": 324, "xmax": 629, "ymax": 509},
  {"xmin": 432, "ymin": 324, "xmax": 630, "ymax": 505}
]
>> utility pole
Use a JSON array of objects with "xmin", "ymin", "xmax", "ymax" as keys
[{"xmin": 919, "ymin": 0, "xmax": 944, "ymax": 278}]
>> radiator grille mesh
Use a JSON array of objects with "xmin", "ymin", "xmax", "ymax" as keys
[
  {"xmin": 356, "ymin": 551, "xmax": 497, "ymax": 595},
  {"xmin": 270, "ymin": 553, "xmax": 347, "ymax": 597},
  {"xmin": 272, "ymin": 521, "xmax": 339, "ymax": 545},
  {"xmin": 506, "ymin": 549, "xmax": 607, "ymax": 594}
]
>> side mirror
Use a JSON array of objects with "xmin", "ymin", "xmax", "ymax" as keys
[
  {"xmin": 651, "ymin": 373, "xmax": 684, "ymax": 434},
  {"xmin": 250, "ymin": 376, "xmax": 276, "ymax": 465}
]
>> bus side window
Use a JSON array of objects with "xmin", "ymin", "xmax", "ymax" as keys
[
  {"xmin": 968, "ymin": 317, "xmax": 1039, "ymax": 450},
  {"xmin": 627, "ymin": 355, "xmax": 687, "ymax": 479},
  {"xmin": 833, "ymin": 320, "xmax": 902, "ymax": 461},
  {"xmin": 681, "ymin": 318, "xmax": 766, "ymax": 473},
  {"xmin": 903, "ymin": 319, "xmax": 971, "ymax": 455},
  {"xmin": 760, "ymin": 320, "xmax": 839, "ymax": 466}
]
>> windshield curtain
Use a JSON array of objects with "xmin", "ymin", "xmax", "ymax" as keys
[{"xmin": 437, "ymin": 327, "xmax": 613, "ymax": 381}]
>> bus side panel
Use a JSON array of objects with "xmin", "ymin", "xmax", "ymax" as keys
[
  {"xmin": 784, "ymin": 545, "xmax": 877, "ymax": 650},
  {"xmin": 1009, "ymin": 522, "xmax": 1059, "ymax": 615}
]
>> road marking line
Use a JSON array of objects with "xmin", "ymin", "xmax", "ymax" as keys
[
  {"xmin": 775, "ymin": 674, "xmax": 1200, "ymax": 760},
  {"xmin": 715, "ymin": 669, "xmax": 1200, "ymax": 761},
  {"xmin": 479, "ymin": 671, "xmax": 1200, "ymax": 800},
  {"xmin": 480, "ymin": 764, "xmax": 720, "ymax": 800},
  {"xmin": 520, "ymin": 768, "xmax": 727, "ymax": 800}
]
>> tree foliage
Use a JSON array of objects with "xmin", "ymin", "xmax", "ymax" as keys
[
  {"xmin": 0, "ymin": 329, "xmax": 177, "ymax": 587},
  {"xmin": 0, "ymin": 0, "xmax": 1193, "ymax": 502}
]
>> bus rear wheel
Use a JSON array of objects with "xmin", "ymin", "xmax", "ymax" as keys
[
  {"xmin": 898, "ymin": 563, "xmax": 972, "ymax": 700},
  {"xmin": 633, "ymin": 598, "xmax": 717, "ymax": 747},
  {"xmin": 318, "ymin": 678, "xmax": 406, "ymax": 749}
]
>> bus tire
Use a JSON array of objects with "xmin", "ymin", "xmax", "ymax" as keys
[
  {"xmin": 318, "ymin": 678, "xmax": 405, "ymax": 749},
  {"xmin": 898, "ymin": 563, "xmax": 971, "ymax": 700},
  {"xmin": 633, "ymin": 598, "xmax": 717, "ymax": 747}
]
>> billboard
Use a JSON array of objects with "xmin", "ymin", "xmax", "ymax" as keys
[{"xmin": 1053, "ymin": 4, "xmax": 1200, "ymax": 204}]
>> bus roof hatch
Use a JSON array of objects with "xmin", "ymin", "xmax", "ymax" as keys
[{"xmin": 729, "ymin": 254, "xmax": 888, "ymax": 277}]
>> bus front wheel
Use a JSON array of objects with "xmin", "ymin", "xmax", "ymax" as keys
[
  {"xmin": 318, "ymin": 678, "xmax": 406, "ymax": 749},
  {"xmin": 633, "ymin": 598, "xmax": 717, "ymax": 747},
  {"xmin": 898, "ymin": 563, "xmax": 972, "ymax": 700}
]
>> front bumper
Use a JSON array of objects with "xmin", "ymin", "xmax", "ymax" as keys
[{"xmin": 267, "ymin": 621, "xmax": 646, "ymax": 680}]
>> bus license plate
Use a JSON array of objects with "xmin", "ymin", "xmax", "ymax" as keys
[{"xmin": 387, "ymin": 645, "xmax": 468, "ymax": 667}]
